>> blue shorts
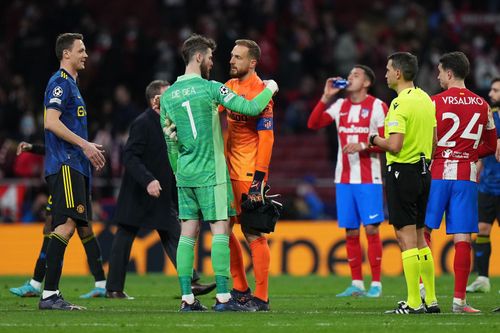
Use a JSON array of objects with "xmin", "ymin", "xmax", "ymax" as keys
[
  {"xmin": 336, "ymin": 183, "xmax": 384, "ymax": 229},
  {"xmin": 425, "ymin": 180, "xmax": 478, "ymax": 234}
]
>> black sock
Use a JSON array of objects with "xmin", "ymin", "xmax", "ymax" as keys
[
  {"xmin": 82, "ymin": 235, "xmax": 106, "ymax": 282},
  {"xmin": 44, "ymin": 233, "xmax": 67, "ymax": 291},
  {"xmin": 33, "ymin": 234, "xmax": 51, "ymax": 283},
  {"xmin": 474, "ymin": 236, "xmax": 491, "ymax": 277}
]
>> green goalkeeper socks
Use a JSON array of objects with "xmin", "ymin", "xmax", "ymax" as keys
[
  {"xmin": 419, "ymin": 247, "xmax": 437, "ymax": 304},
  {"xmin": 177, "ymin": 236, "xmax": 195, "ymax": 296},
  {"xmin": 402, "ymin": 248, "xmax": 421, "ymax": 309},
  {"xmin": 212, "ymin": 234, "xmax": 230, "ymax": 294}
]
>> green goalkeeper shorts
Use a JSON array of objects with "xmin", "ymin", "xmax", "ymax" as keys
[{"xmin": 178, "ymin": 183, "xmax": 236, "ymax": 221}]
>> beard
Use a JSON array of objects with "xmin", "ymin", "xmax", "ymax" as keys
[
  {"xmin": 229, "ymin": 66, "xmax": 249, "ymax": 79},
  {"xmin": 200, "ymin": 61, "xmax": 211, "ymax": 79}
]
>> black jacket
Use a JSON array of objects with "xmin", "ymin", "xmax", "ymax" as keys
[{"xmin": 112, "ymin": 108, "xmax": 178, "ymax": 230}]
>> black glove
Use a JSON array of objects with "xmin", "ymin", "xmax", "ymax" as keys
[{"xmin": 246, "ymin": 170, "xmax": 266, "ymax": 205}]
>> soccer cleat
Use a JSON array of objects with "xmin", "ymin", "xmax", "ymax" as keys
[
  {"xmin": 79, "ymin": 287, "xmax": 106, "ymax": 298},
  {"xmin": 105, "ymin": 291, "xmax": 135, "ymax": 300},
  {"xmin": 366, "ymin": 285, "xmax": 382, "ymax": 298},
  {"xmin": 9, "ymin": 281, "xmax": 41, "ymax": 297},
  {"xmin": 336, "ymin": 285, "xmax": 365, "ymax": 297},
  {"xmin": 244, "ymin": 296, "xmax": 270, "ymax": 311},
  {"xmin": 493, "ymin": 306, "xmax": 500, "ymax": 313},
  {"xmin": 230, "ymin": 288, "xmax": 253, "ymax": 304},
  {"xmin": 452, "ymin": 301, "xmax": 481, "ymax": 313},
  {"xmin": 213, "ymin": 298, "xmax": 254, "ymax": 312},
  {"xmin": 191, "ymin": 282, "xmax": 216, "ymax": 296},
  {"xmin": 179, "ymin": 298, "xmax": 207, "ymax": 312},
  {"xmin": 424, "ymin": 301, "xmax": 441, "ymax": 314},
  {"xmin": 39, "ymin": 293, "xmax": 86, "ymax": 311},
  {"xmin": 385, "ymin": 301, "xmax": 425, "ymax": 314},
  {"xmin": 466, "ymin": 277, "xmax": 490, "ymax": 293}
]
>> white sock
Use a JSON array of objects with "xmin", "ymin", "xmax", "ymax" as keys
[
  {"xmin": 42, "ymin": 290, "xmax": 59, "ymax": 299},
  {"xmin": 351, "ymin": 280, "xmax": 365, "ymax": 290},
  {"xmin": 95, "ymin": 280, "xmax": 106, "ymax": 289},
  {"xmin": 30, "ymin": 279, "xmax": 42, "ymax": 290},
  {"xmin": 370, "ymin": 281, "xmax": 382, "ymax": 288},
  {"xmin": 216, "ymin": 292, "xmax": 231, "ymax": 303},
  {"xmin": 453, "ymin": 297, "xmax": 465, "ymax": 305},
  {"xmin": 181, "ymin": 293, "xmax": 195, "ymax": 304}
]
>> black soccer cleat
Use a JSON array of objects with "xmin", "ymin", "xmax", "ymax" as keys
[
  {"xmin": 424, "ymin": 301, "xmax": 441, "ymax": 314},
  {"xmin": 179, "ymin": 298, "xmax": 207, "ymax": 312},
  {"xmin": 39, "ymin": 293, "xmax": 86, "ymax": 311},
  {"xmin": 213, "ymin": 298, "xmax": 254, "ymax": 312},
  {"xmin": 230, "ymin": 288, "xmax": 252, "ymax": 305},
  {"xmin": 244, "ymin": 296, "xmax": 270, "ymax": 311},
  {"xmin": 385, "ymin": 301, "xmax": 425, "ymax": 314},
  {"xmin": 191, "ymin": 282, "xmax": 216, "ymax": 296}
]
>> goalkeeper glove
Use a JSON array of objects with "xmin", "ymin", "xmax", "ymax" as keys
[
  {"xmin": 248, "ymin": 170, "xmax": 266, "ymax": 203},
  {"xmin": 163, "ymin": 118, "xmax": 178, "ymax": 141}
]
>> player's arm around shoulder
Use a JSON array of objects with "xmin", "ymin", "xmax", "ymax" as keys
[{"xmin": 210, "ymin": 80, "xmax": 276, "ymax": 117}]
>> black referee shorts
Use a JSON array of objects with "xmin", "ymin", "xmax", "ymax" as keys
[
  {"xmin": 386, "ymin": 162, "xmax": 431, "ymax": 229},
  {"xmin": 46, "ymin": 165, "xmax": 91, "ymax": 229},
  {"xmin": 478, "ymin": 191, "xmax": 500, "ymax": 225}
]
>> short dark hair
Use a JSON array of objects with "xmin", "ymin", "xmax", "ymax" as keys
[
  {"xmin": 388, "ymin": 52, "xmax": 418, "ymax": 81},
  {"xmin": 55, "ymin": 33, "xmax": 83, "ymax": 61},
  {"xmin": 353, "ymin": 64, "xmax": 376, "ymax": 87},
  {"xmin": 145, "ymin": 80, "xmax": 170, "ymax": 106},
  {"xmin": 235, "ymin": 39, "xmax": 261, "ymax": 61},
  {"xmin": 491, "ymin": 77, "xmax": 500, "ymax": 85},
  {"xmin": 439, "ymin": 52, "xmax": 470, "ymax": 80},
  {"xmin": 181, "ymin": 34, "xmax": 216, "ymax": 65}
]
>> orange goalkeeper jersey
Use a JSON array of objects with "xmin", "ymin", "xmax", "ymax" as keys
[{"xmin": 222, "ymin": 72, "xmax": 274, "ymax": 181}]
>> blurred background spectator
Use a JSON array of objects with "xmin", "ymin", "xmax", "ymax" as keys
[{"xmin": 0, "ymin": 0, "xmax": 499, "ymax": 222}]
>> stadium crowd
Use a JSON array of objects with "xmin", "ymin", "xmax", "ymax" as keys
[{"xmin": 0, "ymin": 0, "xmax": 499, "ymax": 222}]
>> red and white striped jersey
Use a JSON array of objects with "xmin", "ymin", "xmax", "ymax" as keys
[
  {"xmin": 325, "ymin": 95, "xmax": 387, "ymax": 184},
  {"xmin": 431, "ymin": 87, "xmax": 494, "ymax": 181}
]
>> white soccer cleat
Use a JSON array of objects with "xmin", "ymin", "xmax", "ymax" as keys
[{"xmin": 466, "ymin": 276, "xmax": 490, "ymax": 293}]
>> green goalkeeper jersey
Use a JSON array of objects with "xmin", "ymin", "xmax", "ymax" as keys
[{"xmin": 160, "ymin": 73, "xmax": 273, "ymax": 187}]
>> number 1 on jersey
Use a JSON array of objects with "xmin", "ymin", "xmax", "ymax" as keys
[{"xmin": 182, "ymin": 101, "xmax": 197, "ymax": 139}]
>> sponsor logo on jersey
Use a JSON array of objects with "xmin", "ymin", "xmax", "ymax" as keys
[
  {"xmin": 49, "ymin": 98, "xmax": 62, "ymax": 105},
  {"xmin": 52, "ymin": 86, "xmax": 63, "ymax": 97},
  {"xmin": 388, "ymin": 121, "xmax": 399, "ymax": 127},
  {"xmin": 441, "ymin": 148, "xmax": 470, "ymax": 159},
  {"xmin": 338, "ymin": 125, "xmax": 369, "ymax": 134},
  {"xmin": 441, "ymin": 96, "xmax": 484, "ymax": 105}
]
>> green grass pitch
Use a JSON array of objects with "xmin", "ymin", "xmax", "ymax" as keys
[{"xmin": 1, "ymin": 275, "xmax": 500, "ymax": 333}]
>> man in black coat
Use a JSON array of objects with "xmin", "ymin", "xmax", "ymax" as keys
[{"xmin": 106, "ymin": 80, "xmax": 215, "ymax": 299}]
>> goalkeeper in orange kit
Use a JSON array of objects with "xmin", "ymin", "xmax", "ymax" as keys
[{"xmin": 220, "ymin": 39, "xmax": 274, "ymax": 311}]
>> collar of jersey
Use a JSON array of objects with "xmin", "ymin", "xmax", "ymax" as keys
[
  {"xmin": 60, "ymin": 68, "xmax": 76, "ymax": 82},
  {"xmin": 398, "ymin": 87, "xmax": 414, "ymax": 96},
  {"xmin": 177, "ymin": 73, "xmax": 201, "ymax": 81}
]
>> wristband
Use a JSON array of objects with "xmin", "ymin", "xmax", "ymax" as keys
[
  {"xmin": 360, "ymin": 142, "xmax": 367, "ymax": 150},
  {"xmin": 369, "ymin": 134, "xmax": 378, "ymax": 146}
]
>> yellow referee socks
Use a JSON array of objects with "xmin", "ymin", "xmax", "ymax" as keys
[
  {"xmin": 419, "ymin": 247, "xmax": 437, "ymax": 304},
  {"xmin": 402, "ymin": 248, "xmax": 421, "ymax": 309}
]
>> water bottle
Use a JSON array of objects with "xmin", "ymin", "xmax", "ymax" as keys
[{"xmin": 332, "ymin": 79, "xmax": 349, "ymax": 89}]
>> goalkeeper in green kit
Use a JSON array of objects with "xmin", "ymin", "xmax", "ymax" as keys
[{"xmin": 159, "ymin": 34, "xmax": 279, "ymax": 312}]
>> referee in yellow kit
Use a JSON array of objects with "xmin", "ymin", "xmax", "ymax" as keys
[{"xmin": 369, "ymin": 52, "xmax": 438, "ymax": 314}]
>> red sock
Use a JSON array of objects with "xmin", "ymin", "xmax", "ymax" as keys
[
  {"xmin": 346, "ymin": 235, "xmax": 363, "ymax": 281},
  {"xmin": 424, "ymin": 230, "xmax": 432, "ymax": 247},
  {"xmin": 250, "ymin": 237, "xmax": 270, "ymax": 302},
  {"xmin": 229, "ymin": 232, "xmax": 249, "ymax": 292},
  {"xmin": 366, "ymin": 233, "xmax": 382, "ymax": 282},
  {"xmin": 454, "ymin": 241, "xmax": 471, "ymax": 299}
]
